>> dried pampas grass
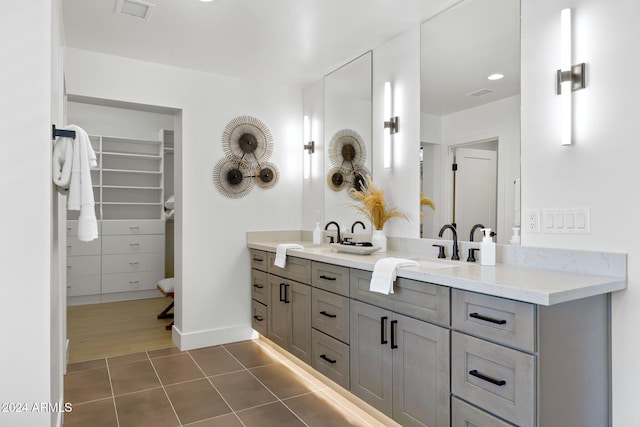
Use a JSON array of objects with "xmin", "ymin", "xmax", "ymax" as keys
[{"xmin": 350, "ymin": 177, "xmax": 407, "ymax": 230}]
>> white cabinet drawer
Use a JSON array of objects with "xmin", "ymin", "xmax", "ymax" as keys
[
  {"xmin": 452, "ymin": 332, "xmax": 535, "ymax": 427},
  {"xmin": 66, "ymin": 237, "xmax": 101, "ymax": 256},
  {"xmin": 312, "ymin": 288, "xmax": 350, "ymax": 343},
  {"xmin": 102, "ymin": 234, "xmax": 164, "ymax": 254},
  {"xmin": 452, "ymin": 289, "xmax": 536, "ymax": 352},
  {"xmin": 101, "ymin": 270, "xmax": 164, "ymax": 293},
  {"xmin": 67, "ymin": 274, "xmax": 101, "ymax": 297},
  {"xmin": 451, "ymin": 397, "xmax": 513, "ymax": 427},
  {"xmin": 102, "ymin": 253, "xmax": 163, "ymax": 274},
  {"xmin": 102, "ymin": 219, "xmax": 165, "ymax": 236},
  {"xmin": 66, "ymin": 220, "xmax": 101, "ymax": 237},
  {"xmin": 67, "ymin": 255, "xmax": 101, "ymax": 276}
]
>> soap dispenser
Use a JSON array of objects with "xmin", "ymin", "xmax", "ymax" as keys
[
  {"xmin": 313, "ymin": 222, "xmax": 322, "ymax": 245},
  {"xmin": 480, "ymin": 228, "xmax": 496, "ymax": 266}
]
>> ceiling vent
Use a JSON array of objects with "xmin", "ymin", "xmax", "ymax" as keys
[
  {"xmin": 465, "ymin": 88, "xmax": 494, "ymax": 97},
  {"xmin": 115, "ymin": 0, "xmax": 155, "ymax": 21}
]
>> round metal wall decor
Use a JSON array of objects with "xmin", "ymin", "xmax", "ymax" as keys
[
  {"xmin": 255, "ymin": 162, "xmax": 279, "ymax": 189},
  {"xmin": 328, "ymin": 129, "xmax": 366, "ymax": 168},
  {"xmin": 222, "ymin": 115, "xmax": 273, "ymax": 166},
  {"xmin": 327, "ymin": 167, "xmax": 348, "ymax": 192},
  {"xmin": 213, "ymin": 157, "xmax": 254, "ymax": 199}
]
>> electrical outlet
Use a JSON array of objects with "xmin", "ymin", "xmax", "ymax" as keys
[{"xmin": 526, "ymin": 209, "xmax": 540, "ymax": 233}]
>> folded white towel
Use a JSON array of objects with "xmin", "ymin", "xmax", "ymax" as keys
[
  {"xmin": 165, "ymin": 194, "xmax": 175, "ymax": 209},
  {"xmin": 274, "ymin": 243, "xmax": 304, "ymax": 268},
  {"xmin": 369, "ymin": 258, "xmax": 419, "ymax": 295},
  {"xmin": 52, "ymin": 136, "xmax": 73, "ymax": 190}
]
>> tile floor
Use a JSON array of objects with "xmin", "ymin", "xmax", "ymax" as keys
[{"xmin": 63, "ymin": 340, "xmax": 380, "ymax": 427}]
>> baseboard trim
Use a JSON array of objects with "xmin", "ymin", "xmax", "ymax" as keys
[{"xmin": 172, "ymin": 323, "xmax": 254, "ymax": 351}]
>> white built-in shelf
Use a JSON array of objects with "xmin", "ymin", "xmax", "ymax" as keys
[
  {"xmin": 102, "ymin": 169, "xmax": 162, "ymax": 175},
  {"xmin": 102, "ymin": 202, "xmax": 163, "ymax": 206},
  {"xmin": 102, "ymin": 185, "xmax": 162, "ymax": 190},
  {"xmin": 102, "ymin": 151, "xmax": 162, "ymax": 160}
]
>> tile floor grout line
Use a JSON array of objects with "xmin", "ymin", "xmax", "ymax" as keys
[
  {"xmin": 148, "ymin": 354, "xmax": 184, "ymax": 426},
  {"xmin": 104, "ymin": 357, "xmax": 121, "ymax": 427}
]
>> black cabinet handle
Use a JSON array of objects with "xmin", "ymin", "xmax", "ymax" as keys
[
  {"xmin": 469, "ymin": 312, "xmax": 507, "ymax": 325},
  {"xmin": 380, "ymin": 316, "xmax": 388, "ymax": 345},
  {"xmin": 469, "ymin": 370, "xmax": 506, "ymax": 386},
  {"xmin": 279, "ymin": 283, "xmax": 286, "ymax": 302},
  {"xmin": 319, "ymin": 275, "xmax": 337, "ymax": 281},
  {"xmin": 320, "ymin": 311, "xmax": 336, "ymax": 318},
  {"xmin": 390, "ymin": 320, "xmax": 398, "ymax": 349},
  {"xmin": 253, "ymin": 284, "xmax": 264, "ymax": 289},
  {"xmin": 253, "ymin": 257, "xmax": 264, "ymax": 262},
  {"xmin": 253, "ymin": 315, "xmax": 263, "ymax": 322},
  {"xmin": 284, "ymin": 284, "xmax": 290, "ymax": 303},
  {"xmin": 320, "ymin": 354, "xmax": 336, "ymax": 364}
]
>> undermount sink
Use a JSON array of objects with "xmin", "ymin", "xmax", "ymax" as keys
[{"xmin": 410, "ymin": 258, "xmax": 463, "ymax": 269}]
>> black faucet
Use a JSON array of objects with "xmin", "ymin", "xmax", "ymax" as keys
[
  {"xmin": 466, "ymin": 223, "xmax": 485, "ymax": 262},
  {"xmin": 324, "ymin": 221, "xmax": 341, "ymax": 244},
  {"xmin": 351, "ymin": 221, "xmax": 366, "ymax": 233},
  {"xmin": 438, "ymin": 224, "xmax": 459, "ymax": 260},
  {"xmin": 469, "ymin": 224, "xmax": 485, "ymax": 242}
]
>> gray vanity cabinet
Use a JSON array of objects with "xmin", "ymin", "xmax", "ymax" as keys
[{"xmin": 350, "ymin": 299, "xmax": 450, "ymax": 427}]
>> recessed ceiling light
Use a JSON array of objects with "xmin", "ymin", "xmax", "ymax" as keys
[
  {"xmin": 487, "ymin": 73, "xmax": 505, "ymax": 81},
  {"xmin": 115, "ymin": 0, "xmax": 155, "ymax": 20},
  {"xmin": 199, "ymin": 0, "xmax": 213, "ymax": 2}
]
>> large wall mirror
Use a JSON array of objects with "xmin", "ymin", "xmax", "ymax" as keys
[
  {"xmin": 420, "ymin": 0, "xmax": 520, "ymax": 244},
  {"xmin": 324, "ymin": 51, "xmax": 373, "ymax": 232}
]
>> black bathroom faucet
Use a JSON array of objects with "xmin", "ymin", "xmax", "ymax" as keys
[
  {"xmin": 324, "ymin": 221, "xmax": 341, "ymax": 244},
  {"xmin": 351, "ymin": 221, "xmax": 366, "ymax": 233},
  {"xmin": 467, "ymin": 223, "xmax": 485, "ymax": 262},
  {"xmin": 438, "ymin": 224, "xmax": 459, "ymax": 260}
]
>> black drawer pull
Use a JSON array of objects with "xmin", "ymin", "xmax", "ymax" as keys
[
  {"xmin": 390, "ymin": 320, "xmax": 398, "ymax": 349},
  {"xmin": 320, "ymin": 354, "xmax": 336, "ymax": 364},
  {"xmin": 320, "ymin": 311, "xmax": 337, "ymax": 318},
  {"xmin": 469, "ymin": 369, "xmax": 506, "ymax": 386},
  {"xmin": 380, "ymin": 316, "xmax": 388, "ymax": 345},
  {"xmin": 319, "ymin": 275, "xmax": 337, "ymax": 281},
  {"xmin": 253, "ymin": 315, "xmax": 263, "ymax": 322},
  {"xmin": 279, "ymin": 283, "xmax": 286, "ymax": 302},
  {"xmin": 253, "ymin": 284, "xmax": 264, "ymax": 289},
  {"xmin": 253, "ymin": 257, "xmax": 264, "ymax": 262},
  {"xmin": 469, "ymin": 312, "xmax": 507, "ymax": 325},
  {"xmin": 284, "ymin": 284, "xmax": 290, "ymax": 304}
]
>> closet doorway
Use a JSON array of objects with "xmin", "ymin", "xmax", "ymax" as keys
[{"xmin": 64, "ymin": 97, "xmax": 180, "ymax": 363}]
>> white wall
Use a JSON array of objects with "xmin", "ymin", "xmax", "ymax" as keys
[
  {"xmin": 520, "ymin": 0, "xmax": 639, "ymax": 424},
  {"xmin": 65, "ymin": 48, "xmax": 302, "ymax": 349},
  {"xmin": 0, "ymin": 1, "xmax": 58, "ymax": 426},
  {"xmin": 372, "ymin": 26, "xmax": 421, "ymax": 238}
]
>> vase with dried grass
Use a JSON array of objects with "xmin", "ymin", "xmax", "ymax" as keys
[{"xmin": 350, "ymin": 177, "xmax": 407, "ymax": 252}]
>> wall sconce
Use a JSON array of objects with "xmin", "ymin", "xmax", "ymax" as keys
[
  {"xmin": 303, "ymin": 115, "xmax": 314, "ymax": 179},
  {"xmin": 556, "ymin": 8, "xmax": 586, "ymax": 146},
  {"xmin": 383, "ymin": 81, "xmax": 399, "ymax": 168}
]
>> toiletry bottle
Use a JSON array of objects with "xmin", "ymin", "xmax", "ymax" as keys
[
  {"xmin": 313, "ymin": 222, "xmax": 322, "ymax": 245},
  {"xmin": 480, "ymin": 228, "xmax": 496, "ymax": 266}
]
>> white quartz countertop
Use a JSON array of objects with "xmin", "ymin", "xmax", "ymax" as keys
[{"xmin": 247, "ymin": 241, "xmax": 627, "ymax": 306}]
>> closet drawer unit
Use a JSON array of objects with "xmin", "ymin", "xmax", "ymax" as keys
[
  {"xmin": 66, "ymin": 220, "xmax": 101, "ymax": 237},
  {"xmin": 350, "ymin": 269, "xmax": 450, "ymax": 326},
  {"xmin": 311, "ymin": 262, "xmax": 349, "ymax": 296},
  {"xmin": 102, "ymin": 253, "xmax": 164, "ymax": 274},
  {"xmin": 311, "ymin": 329, "xmax": 350, "ymax": 389},
  {"xmin": 101, "ymin": 270, "xmax": 164, "ymax": 294},
  {"xmin": 67, "ymin": 237, "xmax": 102, "ymax": 256},
  {"xmin": 67, "ymin": 255, "xmax": 101, "ymax": 276},
  {"xmin": 452, "ymin": 289, "xmax": 536, "ymax": 352},
  {"xmin": 67, "ymin": 274, "xmax": 101, "ymax": 297},
  {"xmin": 451, "ymin": 397, "xmax": 513, "ymax": 427},
  {"xmin": 102, "ymin": 234, "xmax": 165, "ymax": 254},
  {"xmin": 251, "ymin": 269, "xmax": 268, "ymax": 305},
  {"xmin": 250, "ymin": 249, "xmax": 268, "ymax": 271},
  {"xmin": 267, "ymin": 253, "xmax": 311, "ymax": 284},
  {"xmin": 312, "ymin": 288, "xmax": 350, "ymax": 344},
  {"xmin": 251, "ymin": 300, "xmax": 268, "ymax": 336},
  {"xmin": 452, "ymin": 332, "xmax": 535, "ymax": 427},
  {"xmin": 101, "ymin": 219, "xmax": 165, "ymax": 236}
]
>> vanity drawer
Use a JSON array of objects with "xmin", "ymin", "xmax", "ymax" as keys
[
  {"xmin": 102, "ymin": 253, "xmax": 163, "ymax": 274},
  {"xmin": 102, "ymin": 234, "xmax": 165, "ymax": 254},
  {"xmin": 452, "ymin": 332, "xmax": 535, "ymax": 427},
  {"xmin": 267, "ymin": 253, "xmax": 311, "ymax": 284},
  {"xmin": 67, "ymin": 255, "xmax": 101, "ymax": 276},
  {"xmin": 451, "ymin": 397, "xmax": 513, "ymax": 427},
  {"xmin": 312, "ymin": 288, "xmax": 350, "ymax": 343},
  {"xmin": 66, "ymin": 237, "xmax": 101, "ymax": 256},
  {"xmin": 67, "ymin": 274, "xmax": 101, "ymax": 297},
  {"xmin": 251, "ymin": 300, "xmax": 268, "ymax": 336},
  {"xmin": 350, "ymin": 269, "xmax": 450, "ymax": 326},
  {"xmin": 311, "ymin": 262, "xmax": 349, "ymax": 296},
  {"xmin": 102, "ymin": 219, "xmax": 164, "ymax": 236},
  {"xmin": 101, "ymin": 270, "xmax": 164, "ymax": 294},
  {"xmin": 311, "ymin": 329, "xmax": 350, "ymax": 389},
  {"xmin": 452, "ymin": 289, "xmax": 536, "ymax": 352},
  {"xmin": 251, "ymin": 269, "xmax": 268, "ymax": 305},
  {"xmin": 250, "ymin": 249, "xmax": 268, "ymax": 271}
]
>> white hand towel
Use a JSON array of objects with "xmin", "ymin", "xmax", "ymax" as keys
[
  {"xmin": 52, "ymin": 137, "xmax": 73, "ymax": 189},
  {"xmin": 274, "ymin": 243, "xmax": 304, "ymax": 268},
  {"xmin": 369, "ymin": 258, "xmax": 419, "ymax": 295}
]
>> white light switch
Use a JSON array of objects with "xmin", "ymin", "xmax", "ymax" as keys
[
  {"xmin": 565, "ymin": 214, "xmax": 574, "ymax": 228},
  {"xmin": 576, "ymin": 213, "xmax": 586, "ymax": 228},
  {"xmin": 555, "ymin": 214, "xmax": 564, "ymax": 228}
]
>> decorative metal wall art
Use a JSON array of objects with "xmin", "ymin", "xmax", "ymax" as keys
[
  {"xmin": 327, "ymin": 129, "xmax": 370, "ymax": 195},
  {"xmin": 213, "ymin": 115, "xmax": 280, "ymax": 199}
]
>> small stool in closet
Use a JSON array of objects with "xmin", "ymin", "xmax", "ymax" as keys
[{"xmin": 157, "ymin": 277, "xmax": 175, "ymax": 331}]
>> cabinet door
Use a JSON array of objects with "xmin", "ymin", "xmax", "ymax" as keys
[
  {"xmin": 392, "ymin": 313, "xmax": 450, "ymax": 427},
  {"xmin": 267, "ymin": 275, "xmax": 288, "ymax": 349},
  {"xmin": 349, "ymin": 300, "xmax": 393, "ymax": 416},
  {"xmin": 288, "ymin": 281, "xmax": 311, "ymax": 364}
]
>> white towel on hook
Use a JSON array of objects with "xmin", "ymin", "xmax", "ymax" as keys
[
  {"xmin": 274, "ymin": 243, "xmax": 304, "ymax": 268},
  {"xmin": 65, "ymin": 125, "xmax": 98, "ymax": 242},
  {"xmin": 369, "ymin": 258, "xmax": 419, "ymax": 295},
  {"xmin": 52, "ymin": 137, "xmax": 73, "ymax": 189}
]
